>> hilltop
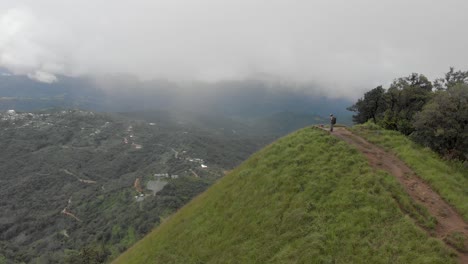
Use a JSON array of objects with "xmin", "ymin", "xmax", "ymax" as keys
[{"xmin": 115, "ymin": 127, "xmax": 466, "ymax": 263}]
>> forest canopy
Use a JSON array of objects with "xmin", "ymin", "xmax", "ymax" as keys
[{"xmin": 348, "ymin": 68, "xmax": 468, "ymax": 160}]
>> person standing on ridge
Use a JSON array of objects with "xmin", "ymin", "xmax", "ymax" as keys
[{"xmin": 330, "ymin": 114, "xmax": 336, "ymax": 132}]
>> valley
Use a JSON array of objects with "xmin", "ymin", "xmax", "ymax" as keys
[{"xmin": 0, "ymin": 109, "xmax": 274, "ymax": 263}]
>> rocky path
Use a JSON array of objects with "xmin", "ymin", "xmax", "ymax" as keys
[{"xmin": 331, "ymin": 127, "xmax": 468, "ymax": 263}]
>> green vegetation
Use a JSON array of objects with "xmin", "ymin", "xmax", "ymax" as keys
[
  {"xmin": 115, "ymin": 128, "xmax": 454, "ymax": 264},
  {"xmin": 445, "ymin": 232, "xmax": 467, "ymax": 253},
  {"xmin": 0, "ymin": 110, "xmax": 272, "ymax": 263},
  {"xmin": 351, "ymin": 123, "xmax": 468, "ymax": 221},
  {"xmin": 348, "ymin": 68, "xmax": 468, "ymax": 160},
  {"xmin": 347, "ymin": 73, "xmax": 433, "ymax": 135},
  {"xmin": 412, "ymin": 84, "xmax": 468, "ymax": 160}
]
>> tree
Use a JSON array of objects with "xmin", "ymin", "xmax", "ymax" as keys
[
  {"xmin": 434, "ymin": 67, "xmax": 468, "ymax": 90},
  {"xmin": 412, "ymin": 83, "xmax": 468, "ymax": 160},
  {"xmin": 347, "ymin": 86, "xmax": 386, "ymax": 124},
  {"xmin": 380, "ymin": 73, "xmax": 433, "ymax": 134},
  {"xmin": 65, "ymin": 246, "xmax": 108, "ymax": 264}
]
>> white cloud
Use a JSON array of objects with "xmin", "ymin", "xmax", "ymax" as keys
[
  {"xmin": 0, "ymin": 0, "xmax": 467, "ymax": 97},
  {"xmin": 0, "ymin": 7, "xmax": 66, "ymax": 82},
  {"xmin": 27, "ymin": 70, "xmax": 57, "ymax": 83}
]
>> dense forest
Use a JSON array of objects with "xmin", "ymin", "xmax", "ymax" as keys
[
  {"xmin": 0, "ymin": 110, "xmax": 275, "ymax": 263},
  {"xmin": 348, "ymin": 68, "xmax": 468, "ymax": 161}
]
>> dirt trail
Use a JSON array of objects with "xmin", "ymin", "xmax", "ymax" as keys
[
  {"xmin": 189, "ymin": 169, "xmax": 200, "ymax": 178},
  {"xmin": 61, "ymin": 169, "xmax": 97, "ymax": 184},
  {"xmin": 331, "ymin": 127, "xmax": 468, "ymax": 263},
  {"xmin": 61, "ymin": 208, "xmax": 82, "ymax": 222},
  {"xmin": 61, "ymin": 197, "xmax": 82, "ymax": 222},
  {"xmin": 134, "ymin": 178, "xmax": 143, "ymax": 193}
]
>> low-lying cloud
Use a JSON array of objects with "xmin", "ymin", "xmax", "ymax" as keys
[{"xmin": 0, "ymin": 0, "xmax": 467, "ymax": 99}]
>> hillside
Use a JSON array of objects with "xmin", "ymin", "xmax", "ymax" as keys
[
  {"xmin": 351, "ymin": 123, "xmax": 468, "ymax": 221},
  {"xmin": 114, "ymin": 127, "xmax": 458, "ymax": 264},
  {"xmin": 0, "ymin": 110, "xmax": 272, "ymax": 263}
]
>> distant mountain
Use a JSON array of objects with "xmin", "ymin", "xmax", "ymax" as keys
[
  {"xmin": 0, "ymin": 74, "xmax": 353, "ymax": 124},
  {"xmin": 0, "ymin": 109, "xmax": 272, "ymax": 263}
]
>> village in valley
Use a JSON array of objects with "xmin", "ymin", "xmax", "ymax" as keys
[
  {"xmin": 0, "ymin": 108, "xmax": 268, "ymax": 262},
  {"xmin": 2, "ymin": 109, "xmax": 222, "ymax": 209}
]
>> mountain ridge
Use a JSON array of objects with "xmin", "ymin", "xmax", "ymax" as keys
[{"xmin": 114, "ymin": 127, "xmax": 459, "ymax": 263}]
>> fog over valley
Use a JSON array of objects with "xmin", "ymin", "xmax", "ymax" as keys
[{"xmin": 1, "ymin": 0, "xmax": 467, "ymax": 99}]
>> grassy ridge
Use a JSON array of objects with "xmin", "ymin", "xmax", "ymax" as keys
[
  {"xmin": 351, "ymin": 123, "xmax": 468, "ymax": 221},
  {"xmin": 114, "ymin": 128, "xmax": 454, "ymax": 263}
]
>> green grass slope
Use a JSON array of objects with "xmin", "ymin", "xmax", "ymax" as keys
[
  {"xmin": 114, "ymin": 128, "xmax": 454, "ymax": 264},
  {"xmin": 351, "ymin": 123, "xmax": 468, "ymax": 221}
]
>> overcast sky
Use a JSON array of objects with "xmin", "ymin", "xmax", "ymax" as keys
[{"xmin": 0, "ymin": 0, "xmax": 467, "ymax": 98}]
